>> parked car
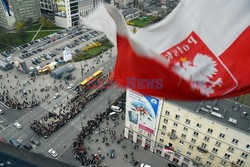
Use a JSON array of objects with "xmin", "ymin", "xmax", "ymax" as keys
[
  {"xmin": 48, "ymin": 149, "xmax": 58, "ymax": 157},
  {"xmin": 0, "ymin": 109, "xmax": 4, "ymax": 115},
  {"xmin": 30, "ymin": 138, "xmax": 40, "ymax": 146},
  {"xmin": 14, "ymin": 122, "xmax": 22, "ymax": 129},
  {"xmin": 9, "ymin": 139, "xmax": 21, "ymax": 148},
  {"xmin": 140, "ymin": 163, "xmax": 151, "ymax": 167},
  {"xmin": 23, "ymin": 143, "xmax": 33, "ymax": 150}
]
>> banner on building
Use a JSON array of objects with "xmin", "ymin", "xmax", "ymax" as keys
[
  {"xmin": 13, "ymin": 58, "xmax": 29, "ymax": 74},
  {"xmin": 53, "ymin": 0, "xmax": 66, "ymax": 18},
  {"xmin": 1, "ymin": 0, "xmax": 15, "ymax": 27},
  {"xmin": 63, "ymin": 47, "xmax": 72, "ymax": 62},
  {"xmin": 126, "ymin": 89, "xmax": 160, "ymax": 134}
]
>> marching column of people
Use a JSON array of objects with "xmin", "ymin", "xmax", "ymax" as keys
[
  {"xmin": 72, "ymin": 93, "xmax": 126, "ymax": 166},
  {"xmin": 30, "ymin": 79, "xmax": 115, "ymax": 137}
]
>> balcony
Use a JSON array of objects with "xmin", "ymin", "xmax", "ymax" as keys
[
  {"xmin": 168, "ymin": 132, "xmax": 177, "ymax": 140},
  {"xmin": 197, "ymin": 146, "xmax": 208, "ymax": 153}
]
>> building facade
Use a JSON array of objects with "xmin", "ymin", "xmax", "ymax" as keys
[
  {"xmin": 39, "ymin": 0, "xmax": 54, "ymax": 19},
  {"xmin": 124, "ymin": 90, "xmax": 250, "ymax": 167},
  {"xmin": 78, "ymin": 0, "xmax": 103, "ymax": 24},
  {"xmin": 0, "ymin": 0, "xmax": 41, "ymax": 30},
  {"xmin": 39, "ymin": 0, "xmax": 79, "ymax": 28}
]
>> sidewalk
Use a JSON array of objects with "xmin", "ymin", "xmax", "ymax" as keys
[{"xmin": 59, "ymin": 111, "xmax": 171, "ymax": 167}]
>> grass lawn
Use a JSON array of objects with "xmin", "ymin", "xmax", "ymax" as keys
[
  {"xmin": 34, "ymin": 31, "xmax": 58, "ymax": 40},
  {"xmin": 73, "ymin": 42, "xmax": 113, "ymax": 62},
  {"xmin": 130, "ymin": 17, "xmax": 152, "ymax": 28},
  {"xmin": 0, "ymin": 32, "xmax": 36, "ymax": 48},
  {"xmin": 25, "ymin": 24, "xmax": 42, "ymax": 31},
  {"xmin": 0, "ymin": 47, "xmax": 11, "ymax": 53},
  {"xmin": 26, "ymin": 24, "xmax": 64, "ymax": 31}
]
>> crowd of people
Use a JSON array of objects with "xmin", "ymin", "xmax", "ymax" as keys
[
  {"xmin": 72, "ymin": 93, "xmax": 126, "ymax": 166},
  {"xmin": 30, "ymin": 78, "xmax": 115, "ymax": 137},
  {"xmin": 0, "ymin": 73, "xmax": 66, "ymax": 110},
  {"xmin": 0, "ymin": 88, "xmax": 40, "ymax": 109}
]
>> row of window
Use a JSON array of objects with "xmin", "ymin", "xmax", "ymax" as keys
[
  {"xmin": 162, "ymin": 115, "xmax": 250, "ymax": 150},
  {"xmin": 186, "ymin": 150, "xmax": 246, "ymax": 166}
]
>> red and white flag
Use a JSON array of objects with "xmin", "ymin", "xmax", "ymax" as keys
[{"xmin": 85, "ymin": 0, "xmax": 250, "ymax": 100}]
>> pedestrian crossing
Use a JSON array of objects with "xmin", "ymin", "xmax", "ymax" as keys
[
  {"xmin": 40, "ymin": 90, "xmax": 74, "ymax": 112},
  {"xmin": 70, "ymin": 115, "xmax": 88, "ymax": 131},
  {"xmin": 0, "ymin": 102, "xmax": 9, "ymax": 110}
]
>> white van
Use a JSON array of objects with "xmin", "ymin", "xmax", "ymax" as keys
[
  {"xmin": 109, "ymin": 111, "xmax": 117, "ymax": 120},
  {"xmin": 109, "ymin": 111, "xmax": 117, "ymax": 117},
  {"xmin": 111, "ymin": 105, "xmax": 122, "ymax": 113}
]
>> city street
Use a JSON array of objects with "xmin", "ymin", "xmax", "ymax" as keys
[{"xmin": 0, "ymin": 53, "xmax": 120, "ymax": 160}]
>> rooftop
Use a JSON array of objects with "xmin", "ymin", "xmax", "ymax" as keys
[
  {"xmin": 168, "ymin": 98, "xmax": 250, "ymax": 134},
  {"xmin": 122, "ymin": 8, "xmax": 140, "ymax": 17}
]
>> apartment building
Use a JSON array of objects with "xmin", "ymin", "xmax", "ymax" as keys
[
  {"xmin": 0, "ymin": 0, "xmax": 41, "ymax": 29},
  {"xmin": 124, "ymin": 89, "xmax": 250, "ymax": 167}
]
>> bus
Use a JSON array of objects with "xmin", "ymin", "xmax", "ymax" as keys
[{"xmin": 80, "ymin": 69, "xmax": 103, "ymax": 89}]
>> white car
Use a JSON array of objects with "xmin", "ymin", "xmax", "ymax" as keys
[
  {"xmin": 0, "ymin": 109, "xmax": 4, "ymax": 115},
  {"xmin": 140, "ymin": 163, "xmax": 151, "ymax": 167},
  {"xmin": 67, "ymin": 84, "xmax": 74, "ymax": 89},
  {"xmin": 53, "ymin": 93, "xmax": 60, "ymax": 99},
  {"xmin": 48, "ymin": 149, "xmax": 58, "ymax": 157},
  {"xmin": 14, "ymin": 122, "xmax": 22, "ymax": 129}
]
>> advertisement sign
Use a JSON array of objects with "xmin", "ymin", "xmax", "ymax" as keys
[
  {"xmin": 53, "ymin": 0, "xmax": 66, "ymax": 18},
  {"xmin": 63, "ymin": 47, "xmax": 72, "ymax": 62},
  {"xmin": 126, "ymin": 89, "xmax": 160, "ymax": 134},
  {"xmin": 1, "ymin": 0, "xmax": 13, "ymax": 17},
  {"xmin": 1, "ymin": 0, "xmax": 15, "ymax": 27},
  {"xmin": 13, "ymin": 58, "xmax": 29, "ymax": 74}
]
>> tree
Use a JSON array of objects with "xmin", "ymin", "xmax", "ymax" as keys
[
  {"xmin": 25, "ymin": 18, "xmax": 33, "ymax": 26},
  {"xmin": 46, "ymin": 20, "xmax": 55, "ymax": 29},
  {"xmin": 16, "ymin": 21, "xmax": 26, "ymax": 42},
  {"xmin": 44, "ymin": 20, "xmax": 55, "ymax": 29},
  {"xmin": 39, "ymin": 16, "xmax": 47, "ymax": 25}
]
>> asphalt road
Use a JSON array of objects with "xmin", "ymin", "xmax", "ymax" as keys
[{"xmin": 0, "ymin": 56, "xmax": 119, "ymax": 161}]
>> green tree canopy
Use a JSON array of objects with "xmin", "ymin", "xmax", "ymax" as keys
[
  {"xmin": 39, "ymin": 16, "xmax": 47, "ymax": 25},
  {"xmin": 16, "ymin": 21, "xmax": 27, "ymax": 42}
]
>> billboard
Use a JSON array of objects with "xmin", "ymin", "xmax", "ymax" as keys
[
  {"xmin": 1, "ymin": 0, "xmax": 13, "ymax": 17},
  {"xmin": 126, "ymin": 89, "xmax": 160, "ymax": 134},
  {"xmin": 1, "ymin": 0, "xmax": 15, "ymax": 28},
  {"xmin": 13, "ymin": 58, "xmax": 29, "ymax": 74},
  {"xmin": 63, "ymin": 47, "xmax": 72, "ymax": 62},
  {"xmin": 53, "ymin": 0, "xmax": 66, "ymax": 18}
]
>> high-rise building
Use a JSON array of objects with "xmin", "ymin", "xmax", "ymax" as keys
[
  {"xmin": 39, "ymin": 0, "xmax": 54, "ymax": 19},
  {"xmin": 124, "ymin": 89, "xmax": 250, "ymax": 167},
  {"xmin": 39, "ymin": 0, "xmax": 79, "ymax": 28},
  {"xmin": 0, "ymin": 0, "xmax": 41, "ymax": 30},
  {"xmin": 78, "ymin": 0, "xmax": 103, "ymax": 24}
]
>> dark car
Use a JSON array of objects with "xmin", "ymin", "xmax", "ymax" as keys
[
  {"xmin": 23, "ymin": 143, "xmax": 32, "ymax": 150},
  {"xmin": 167, "ymin": 164, "xmax": 178, "ymax": 167},
  {"xmin": 9, "ymin": 139, "xmax": 20, "ymax": 148},
  {"xmin": 32, "ymin": 60, "xmax": 38, "ymax": 65},
  {"xmin": 30, "ymin": 138, "xmax": 40, "ymax": 146}
]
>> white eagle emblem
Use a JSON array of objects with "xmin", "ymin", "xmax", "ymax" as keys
[{"xmin": 173, "ymin": 53, "xmax": 223, "ymax": 96}]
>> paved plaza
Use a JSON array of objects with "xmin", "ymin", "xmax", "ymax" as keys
[{"xmin": 59, "ymin": 111, "xmax": 171, "ymax": 167}]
